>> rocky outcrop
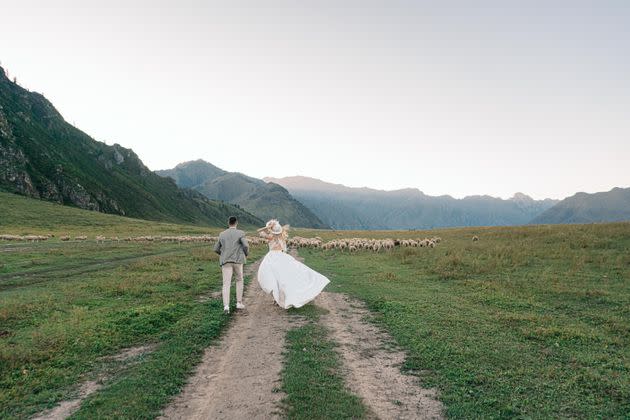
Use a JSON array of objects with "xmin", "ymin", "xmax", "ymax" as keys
[{"xmin": 0, "ymin": 107, "xmax": 39, "ymax": 198}]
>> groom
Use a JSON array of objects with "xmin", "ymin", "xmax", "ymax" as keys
[{"xmin": 213, "ymin": 216, "xmax": 249, "ymax": 314}]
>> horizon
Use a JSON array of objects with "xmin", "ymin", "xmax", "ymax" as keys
[{"xmin": 2, "ymin": 1, "xmax": 628, "ymax": 201}]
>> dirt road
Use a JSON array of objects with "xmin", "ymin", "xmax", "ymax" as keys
[
  {"xmin": 160, "ymin": 260, "xmax": 297, "ymax": 420},
  {"xmin": 161, "ymin": 250, "xmax": 443, "ymax": 419}
]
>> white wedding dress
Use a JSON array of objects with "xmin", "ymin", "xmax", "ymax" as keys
[{"xmin": 257, "ymin": 236, "xmax": 330, "ymax": 309}]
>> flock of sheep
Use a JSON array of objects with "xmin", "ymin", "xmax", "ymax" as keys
[
  {"xmin": 0, "ymin": 233, "xmax": 446, "ymax": 252},
  {"xmin": 288, "ymin": 236, "xmax": 442, "ymax": 252}
]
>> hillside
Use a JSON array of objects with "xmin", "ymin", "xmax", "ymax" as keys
[
  {"xmin": 158, "ymin": 160, "xmax": 328, "ymax": 228},
  {"xmin": 0, "ymin": 67, "xmax": 260, "ymax": 227},
  {"xmin": 265, "ymin": 176, "xmax": 559, "ymax": 230},
  {"xmin": 0, "ymin": 190, "xmax": 230, "ymax": 236},
  {"xmin": 531, "ymin": 187, "xmax": 630, "ymax": 224}
]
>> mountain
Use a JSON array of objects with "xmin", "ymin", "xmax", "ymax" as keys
[
  {"xmin": 264, "ymin": 176, "xmax": 559, "ymax": 230},
  {"xmin": 155, "ymin": 159, "xmax": 227, "ymax": 189},
  {"xmin": 531, "ymin": 187, "xmax": 630, "ymax": 224},
  {"xmin": 157, "ymin": 160, "xmax": 328, "ymax": 228},
  {"xmin": 195, "ymin": 172, "xmax": 262, "ymax": 203},
  {"xmin": 0, "ymin": 66, "xmax": 261, "ymax": 227}
]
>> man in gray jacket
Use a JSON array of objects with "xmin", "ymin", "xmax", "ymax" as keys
[{"xmin": 213, "ymin": 216, "xmax": 249, "ymax": 314}]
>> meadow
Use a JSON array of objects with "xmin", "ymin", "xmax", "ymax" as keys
[
  {"xmin": 1, "ymin": 191, "xmax": 629, "ymax": 418},
  {"xmin": 0, "ymin": 191, "xmax": 223, "ymax": 237},
  {"xmin": 300, "ymin": 223, "xmax": 630, "ymax": 418},
  {"xmin": 0, "ymin": 192, "xmax": 262, "ymax": 418},
  {"xmin": 0, "ymin": 238, "xmax": 269, "ymax": 419}
]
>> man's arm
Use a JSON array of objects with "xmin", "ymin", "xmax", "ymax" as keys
[
  {"xmin": 213, "ymin": 237, "xmax": 222, "ymax": 255},
  {"xmin": 240, "ymin": 235, "xmax": 249, "ymax": 257}
]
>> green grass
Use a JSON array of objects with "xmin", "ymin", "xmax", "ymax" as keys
[
  {"xmin": 0, "ymin": 191, "xmax": 224, "ymax": 237},
  {"xmin": 70, "ymin": 301, "xmax": 225, "ymax": 419},
  {"xmin": 3, "ymin": 193, "xmax": 630, "ymax": 418},
  {"xmin": 0, "ymin": 235, "xmax": 266, "ymax": 418},
  {"xmin": 280, "ymin": 318, "xmax": 368, "ymax": 419},
  {"xmin": 300, "ymin": 222, "xmax": 630, "ymax": 418}
]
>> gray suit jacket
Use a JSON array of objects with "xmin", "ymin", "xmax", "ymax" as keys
[{"xmin": 214, "ymin": 228, "xmax": 249, "ymax": 266}]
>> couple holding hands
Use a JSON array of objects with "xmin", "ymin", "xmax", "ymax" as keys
[{"xmin": 213, "ymin": 216, "xmax": 329, "ymax": 314}]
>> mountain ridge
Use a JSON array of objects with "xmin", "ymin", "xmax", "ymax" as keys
[
  {"xmin": 0, "ymin": 66, "xmax": 261, "ymax": 227},
  {"xmin": 157, "ymin": 160, "xmax": 328, "ymax": 229},
  {"xmin": 264, "ymin": 175, "xmax": 560, "ymax": 230},
  {"xmin": 532, "ymin": 187, "xmax": 630, "ymax": 224}
]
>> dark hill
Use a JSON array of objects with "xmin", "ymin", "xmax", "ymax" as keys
[{"xmin": 158, "ymin": 161, "xmax": 328, "ymax": 228}]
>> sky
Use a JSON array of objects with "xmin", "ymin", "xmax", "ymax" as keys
[{"xmin": 1, "ymin": 0, "xmax": 628, "ymax": 200}]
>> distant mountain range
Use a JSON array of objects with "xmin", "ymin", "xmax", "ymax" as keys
[
  {"xmin": 0, "ymin": 66, "xmax": 261, "ymax": 227},
  {"xmin": 157, "ymin": 160, "xmax": 328, "ymax": 228},
  {"xmin": 532, "ymin": 187, "xmax": 630, "ymax": 224},
  {"xmin": 2, "ymin": 64, "xmax": 627, "ymax": 231},
  {"xmin": 264, "ymin": 176, "xmax": 561, "ymax": 229}
]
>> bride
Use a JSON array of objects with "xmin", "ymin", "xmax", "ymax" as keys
[{"xmin": 257, "ymin": 219, "xmax": 330, "ymax": 309}]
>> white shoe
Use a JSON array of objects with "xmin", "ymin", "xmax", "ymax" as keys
[
  {"xmin": 236, "ymin": 302, "xmax": 245, "ymax": 310},
  {"xmin": 223, "ymin": 305, "xmax": 230, "ymax": 314}
]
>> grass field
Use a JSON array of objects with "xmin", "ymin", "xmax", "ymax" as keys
[
  {"xmin": 0, "ymin": 193, "xmax": 268, "ymax": 418},
  {"xmin": 300, "ymin": 222, "xmax": 630, "ymax": 418},
  {"xmin": 1, "ymin": 192, "xmax": 629, "ymax": 418},
  {"xmin": 0, "ymin": 191, "xmax": 232, "ymax": 237},
  {"xmin": 0, "ymin": 236, "xmax": 265, "ymax": 418}
]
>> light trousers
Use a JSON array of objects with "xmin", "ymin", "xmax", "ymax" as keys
[{"xmin": 221, "ymin": 262, "xmax": 244, "ymax": 307}]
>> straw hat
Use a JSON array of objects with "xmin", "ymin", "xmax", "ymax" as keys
[
  {"xmin": 259, "ymin": 219, "xmax": 282, "ymax": 234},
  {"xmin": 270, "ymin": 220, "xmax": 283, "ymax": 235}
]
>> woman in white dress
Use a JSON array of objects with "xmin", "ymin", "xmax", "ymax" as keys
[{"xmin": 257, "ymin": 219, "xmax": 330, "ymax": 309}]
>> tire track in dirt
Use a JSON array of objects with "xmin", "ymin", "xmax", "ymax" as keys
[
  {"xmin": 316, "ymin": 292, "xmax": 444, "ymax": 419},
  {"xmin": 162, "ymin": 249, "xmax": 444, "ymax": 419},
  {"xmin": 290, "ymin": 248, "xmax": 444, "ymax": 419},
  {"xmin": 160, "ymin": 259, "xmax": 299, "ymax": 420}
]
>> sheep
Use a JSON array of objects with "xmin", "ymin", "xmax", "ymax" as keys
[
  {"xmin": 0, "ymin": 234, "xmax": 51, "ymax": 242},
  {"xmin": 24, "ymin": 235, "xmax": 48, "ymax": 242},
  {"xmin": 60, "ymin": 235, "xmax": 70, "ymax": 241},
  {"xmin": 0, "ymin": 234, "xmax": 21, "ymax": 241},
  {"xmin": 75, "ymin": 236, "xmax": 88, "ymax": 241},
  {"xmin": 472, "ymin": 235, "xmax": 479, "ymax": 242}
]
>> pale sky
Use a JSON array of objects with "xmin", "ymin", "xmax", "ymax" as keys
[{"xmin": 1, "ymin": 0, "xmax": 628, "ymax": 200}]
